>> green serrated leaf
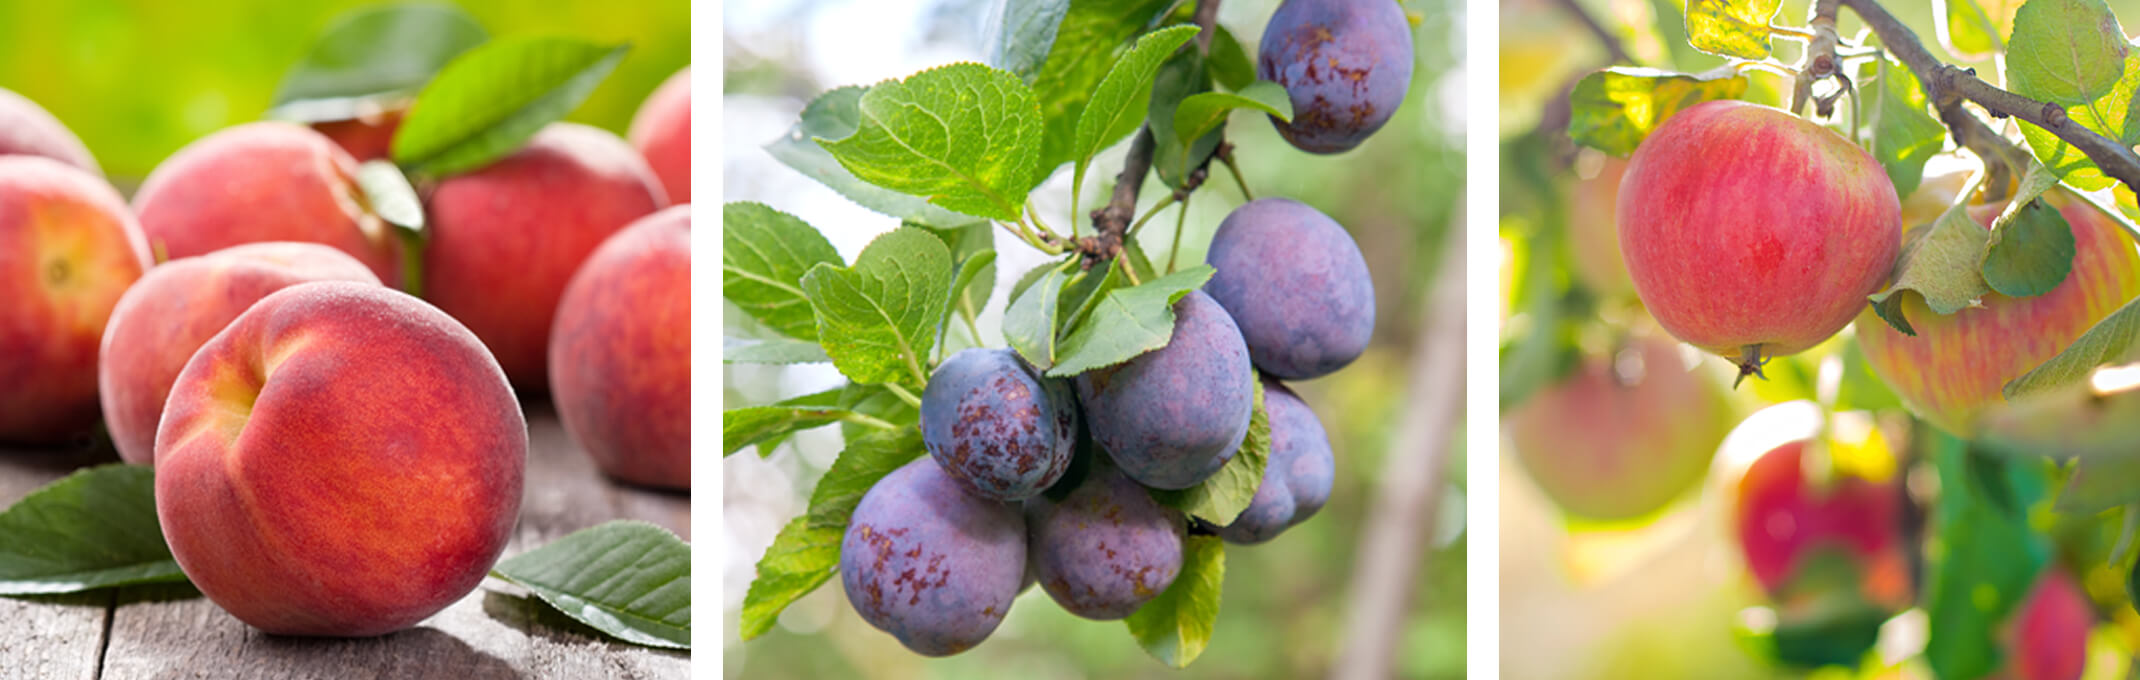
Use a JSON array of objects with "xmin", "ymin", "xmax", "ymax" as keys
[
  {"xmin": 840, "ymin": 383, "xmax": 921, "ymax": 443},
  {"xmin": 724, "ymin": 337, "xmax": 833, "ymax": 365},
  {"xmin": 805, "ymin": 429, "xmax": 928, "ymax": 529},
  {"xmin": 802, "ymin": 227, "xmax": 954, "ymax": 388},
  {"xmin": 1685, "ymin": 0, "xmax": 1783, "ymax": 59},
  {"xmin": 723, "ymin": 387, "xmax": 857, "ymax": 457},
  {"xmin": 391, "ymin": 37, "xmax": 628, "ymax": 177},
  {"xmin": 1943, "ymin": 0, "xmax": 2004, "ymax": 60},
  {"xmin": 2006, "ymin": 0, "xmax": 2129, "ymax": 106},
  {"xmin": 1867, "ymin": 193, "xmax": 1996, "ymax": 332},
  {"xmin": 2003, "ymin": 296, "xmax": 2140, "ymax": 399},
  {"xmin": 723, "ymin": 202, "xmax": 844, "ymax": 341},
  {"xmin": 1863, "ymin": 54, "xmax": 1945, "ymax": 199},
  {"xmin": 0, "ymin": 465, "xmax": 185, "ymax": 595},
  {"xmin": 1006, "ymin": 261, "xmax": 1074, "ymax": 370},
  {"xmin": 1152, "ymin": 375, "xmax": 1269, "ymax": 525},
  {"xmin": 1009, "ymin": 258, "xmax": 1073, "ymax": 306},
  {"xmin": 1147, "ymin": 47, "xmax": 1221, "ymax": 190},
  {"xmin": 1030, "ymin": 0, "xmax": 1177, "ymax": 186},
  {"xmin": 1073, "ymin": 24, "xmax": 1202, "ymax": 200},
  {"xmin": 993, "ymin": 0, "xmax": 1072, "ymax": 80},
  {"xmin": 738, "ymin": 517, "xmax": 843, "ymax": 641},
  {"xmin": 1981, "ymin": 199, "xmax": 2077, "ymax": 298},
  {"xmin": 491, "ymin": 520, "xmax": 689, "ymax": 649},
  {"xmin": 1048, "ymin": 266, "xmax": 1216, "ymax": 376},
  {"xmin": 1566, "ymin": 67, "xmax": 1750, "ymax": 157},
  {"xmin": 766, "ymin": 87, "xmax": 991, "ymax": 230},
  {"xmin": 1173, "ymin": 81, "xmax": 1293, "ymax": 145},
  {"xmin": 270, "ymin": 4, "xmax": 488, "ymax": 118},
  {"xmin": 1208, "ymin": 25, "xmax": 1256, "ymax": 91},
  {"xmin": 1124, "ymin": 534, "xmax": 1224, "ymax": 667},
  {"xmin": 820, "ymin": 63, "xmax": 1044, "ymax": 222},
  {"xmin": 2018, "ymin": 48, "xmax": 2140, "ymax": 191},
  {"xmin": 1058, "ymin": 258, "xmax": 1129, "ymax": 335}
]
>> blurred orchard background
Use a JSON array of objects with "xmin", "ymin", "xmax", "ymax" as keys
[
  {"xmin": 723, "ymin": 0, "xmax": 1468, "ymax": 677},
  {"xmin": 0, "ymin": 0, "xmax": 689, "ymax": 192},
  {"xmin": 1500, "ymin": 0, "xmax": 2140, "ymax": 678}
]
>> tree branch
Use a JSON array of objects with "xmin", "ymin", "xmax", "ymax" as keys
[
  {"xmin": 1085, "ymin": 0, "xmax": 1223, "ymax": 270},
  {"xmin": 1547, "ymin": 0, "xmax": 1631, "ymax": 64}
]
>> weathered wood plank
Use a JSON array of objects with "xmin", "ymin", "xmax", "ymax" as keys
[{"xmin": 0, "ymin": 442, "xmax": 122, "ymax": 680}]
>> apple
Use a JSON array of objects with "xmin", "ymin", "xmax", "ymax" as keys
[
  {"xmin": 1734, "ymin": 438, "xmax": 1910, "ymax": 609},
  {"xmin": 2002, "ymin": 567, "xmax": 2090, "ymax": 680},
  {"xmin": 1507, "ymin": 335, "xmax": 1731, "ymax": 520}
]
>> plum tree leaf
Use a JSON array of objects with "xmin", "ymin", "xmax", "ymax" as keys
[
  {"xmin": 1684, "ymin": 0, "xmax": 1783, "ymax": 59},
  {"xmin": 270, "ymin": 3, "xmax": 488, "ymax": 120},
  {"xmin": 1005, "ymin": 260, "xmax": 1074, "ymax": 370},
  {"xmin": 1047, "ymin": 265, "xmax": 1215, "ymax": 377},
  {"xmin": 724, "ymin": 202, "xmax": 844, "ymax": 341},
  {"xmin": 2003, "ymin": 295, "xmax": 2140, "ymax": 399},
  {"xmin": 992, "ymin": 0, "xmax": 1072, "ymax": 81},
  {"xmin": 1073, "ymin": 25, "xmax": 1201, "ymax": 200},
  {"xmin": 840, "ymin": 382, "xmax": 921, "ymax": 442},
  {"xmin": 1980, "ymin": 198, "xmax": 2076, "ymax": 298},
  {"xmin": 391, "ymin": 37, "xmax": 627, "ymax": 178},
  {"xmin": 1148, "ymin": 47, "xmax": 1222, "ymax": 190},
  {"xmin": 723, "ymin": 388, "xmax": 861, "ymax": 457},
  {"xmin": 0, "ymin": 465, "xmax": 185, "ymax": 595},
  {"xmin": 1566, "ymin": 67, "xmax": 1749, "ymax": 157},
  {"xmin": 724, "ymin": 337, "xmax": 832, "ymax": 365},
  {"xmin": 1207, "ymin": 25, "xmax": 1256, "ymax": 91},
  {"xmin": 1123, "ymin": 534, "xmax": 1224, "ymax": 667},
  {"xmin": 1173, "ymin": 81, "xmax": 1293, "ymax": 145},
  {"xmin": 2017, "ymin": 49, "xmax": 2140, "ymax": 191},
  {"xmin": 1861, "ymin": 53, "xmax": 1945, "ymax": 199},
  {"xmin": 490, "ymin": 520, "xmax": 690, "ymax": 650},
  {"xmin": 738, "ymin": 517, "xmax": 842, "ymax": 641},
  {"xmin": 1920, "ymin": 434, "xmax": 2050, "ymax": 680},
  {"xmin": 1058, "ymin": 257, "xmax": 1129, "ymax": 335},
  {"xmin": 819, "ymin": 63, "xmax": 1044, "ymax": 222},
  {"xmin": 2004, "ymin": 0, "xmax": 2128, "ymax": 107},
  {"xmin": 766, "ymin": 86, "xmax": 990, "ymax": 230},
  {"xmin": 1941, "ymin": 0, "xmax": 2004, "ymax": 60},
  {"xmin": 802, "ymin": 227, "xmax": 954, "ymax": 389},
  {"xmin": 1029, "ymin": 0, "xmax": 1177, "ymax": 186},
  {"xmin": 804, "ymin": 429, "xmax": 928, "ymax": 529},
  {"xmin": 1151, "ymin": 375, "xmax": 1269, "ymax": 525}
]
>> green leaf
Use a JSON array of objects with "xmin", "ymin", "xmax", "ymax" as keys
[
  {"xmin": 1009, "ymin": 258, "xmax": 1073, "ymax": 306},
  {"xmin": 724, "ymin": 337, "xmax": 833, "ymax": 365},
  {"xmin": 1684, "ymin": 0, "xmax": 1783, "ymax": 59},
  {"xmin": 993, "ymin": 0, "xmax": 1072, "ymax": 80},
  {"xmin": 2005, "ymin": 0, "xmax": 2129, "ymax": 107},
  {"xmin": 1921, "ymin": 436, "xmax": 2050, "ymax": 680},
  {"xmin": 354, "ymin": 160, "xmax": 424, "ymax": 238},
  {"xmin": 2003, "ymin": 295, "xmax": 2140, "ymax": 399},
  {"xmin": 1868, "ymin": 179, "xmax": 1998, "ymax": 333},
  {"xmin": 1124, "ymin": 534, "xmax": 1224, "ymax": 667},
  {"xmin": 0, "ymin": 465, "xmax": 184, "ymax": 595},
  {"xmin": 1566, "ymin": 67, "xmax": 1750, "ymax": 157},
  {"xmin": 1147, "ymin": 47, "xmax": 1221, "ymax": 190},
  {"xmin": 1152, "ymin": 375, "xmax": 1269, "ymax": 525},
  {"xmin": 765, "ymin": 86, "xmax": 990, "ymax": 230},
  {"xmin": 491, "ymin": 520, "xmax": 689, "ymax": 649},
  {"xmin": 1981, "ymin": 198, "xmax": 2076, "ymax": 298},
  {"xmin": 1207, "ymin": 25, "xmax": 1256, "ymax": 91},
  {"xmin": 1058, "ymin": 257, "xmax": 1129, "ymax": 334},
  {"xmin": 1943, "ymin": 0, "xmax": 2004, "ymax": 60},
  {"xmin": 802, "ymin": 227, "xmax": 954, "ymax": 388},
  {"xmin": 269, "ymin": 3, "xmax": 489, "ymax": 119},
  {"xmin": 1029, "ymin": 0, "xmax": 1177, "ymax": 186},
  {"xmin": 819, "ymin": 63, "xmax": 1044, "ymax": 222},
  {"xmin": 391, "ymin": 37, "xmax": 627, "ymax": 177},
  {"xmin": 723, "ymin": 202, "xmax": 844, "ymax": 341},
  {"xmin": 1005, "ymin": 261, "xmax": 1074, "ymax": 370},
  {"xmin": 738, "ymin": 517, "xmax": 842, "ymax": 641},
  {"xmin": 1073, "ymin": 25, "xmax": 1202, "ymax": 200},
  {"xmin": 1173, "ymin": 81, "xmax": 1293, "ymax": 145},
  {"xmin": 2018, "ymin": 48, "xmax": 2140, "ymax": 191},
  {"xmin": 724, "ymin": 389, "xmax": 859, "ymax": 457},
  {"xmin": 1861, "ymin": 53, "xmax": 1945, "ymax": 200},
  {"xmin": 804, "ymin": 429, "xmax": 928, "ymax": 529},
  {"xmin": 840, "ymin": 382, "xmax": 921, "ymax": 442},
  {"xmin": 2056, "ymin": 454, "xmax": 2140, "ymax": 514},
  {"xmin": 1048, "ymin": 266, "xmax": 1216, "ymax": 377}
]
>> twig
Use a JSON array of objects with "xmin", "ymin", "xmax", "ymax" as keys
[{"xmin": 1085, "ymin": 0, "xmax": 1223, "ymax": 271}]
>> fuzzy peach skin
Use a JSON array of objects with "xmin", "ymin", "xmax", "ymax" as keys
[
  {"xmin": 1618, "ymin": 100, "xmax": 1901, "ymax": 363},
  {"xmin": 98, "ymin": 242, "xmax": 380, "ymax": 465},
  {"xmin": 0, "ymin": 86, "xmax": 100, "ymax": 175},
  {"xmin": 549, "ymin": 205, "xmax": 689, "ymax": 488},
  {"xmin": 423, "ymin": 122, "xmax": 667, "ymax": 390},
  {"xmin": 0, "ymin": 156, "xmax": 150, "ymax": 443},
  {"xmin": 1857, "ymin": 189, "xmax": 2140, "ymax": 435},
  {"xmin": 629, "ymin": 68, "xmax": 690, "ymax": 204},
  {"xmin": 132, "ymin": 122, "xmax": 400, "ymax": 286},
  {"xmin": 154, "ymin": 281, "xmax": 524, "ymax": 637}
]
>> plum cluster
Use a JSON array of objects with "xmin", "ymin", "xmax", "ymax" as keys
[{"xmin": 840, "ymin": 198, "xmax": 1373, "ymax": 656}]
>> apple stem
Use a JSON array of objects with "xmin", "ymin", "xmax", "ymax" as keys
[{"xmin": 1733, "ymin": 344, "xmax": 1771, "ymax": 388}]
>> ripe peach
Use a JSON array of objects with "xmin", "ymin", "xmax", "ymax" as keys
[
  {"xmin": 549, "ymin": 206, "xmax": 689, "ymax": 489},
  {"xmin": 629, "ymin": 68, "xmax": 689, "ymax": 204},
  {"xmin": 98, "ymin": 242, "xmax": 381, "ymax": 465},
  {"xmin": 132, "ymin": 122, "xmax": 400, "ymax": 286},
  {"xmin": 155, "ymin": 281, "xmax": 524, "ymax": 637},
  {"xmin": 1857, "ymin": 188, "xmax": 2140, "ymax": 435},
  {"xmin": 0, "ymin": 156, "xmax": 150, "ymax": 443},
  {"xmin": 0, "ymin": 86, "xmax": 99, "ymax": 175},
  {"xmin": 1618, "ymin": 100, "xmax": 1901, "ymax": 374},
  {"xmin": 1507, "ymin": 335, "xmax": 1731, "ymax": 521},
  {"xmin": 313, "ymin": 108, "xmax": 404, "ymax": 163},
  {"xmin": 423, "ymin": 122, "xmax": 667, "ymax": 389}
]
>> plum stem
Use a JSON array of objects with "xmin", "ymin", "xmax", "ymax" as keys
[
  {"xmin": 1167, "ymin": 193, "xmax": 1192, "ymax": 274},
  {"xmin": 1084, "ymin": 0, "xmax": 1224, "ymax": 271},
  {"xmin": 1732, "ymin": 344, "xmax": 1771, "ymax": 388},
  {"xmin": 1217, "ymin": 144, "xmax": 1253, "ymax": 201},
  {"xmin": 884, "ymin": 383, "xmax": 923, "ymax": 409}
]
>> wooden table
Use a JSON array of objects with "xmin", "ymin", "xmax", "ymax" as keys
[{"xmin": 0, "ymin": 402, "xmax": 691, "ymax": 679}]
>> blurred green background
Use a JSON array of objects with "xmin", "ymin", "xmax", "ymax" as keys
[
  {"xmin": 723, "ymin": 0, "xmax": 1466, "ymax": 678},
  {"xmin": 0, "ymin": 0, "xmax": 689, "ymax": 190}
]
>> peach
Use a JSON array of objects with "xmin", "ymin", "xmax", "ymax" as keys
[
  {"xmin": 0, "ymin": 87, "xmax": 100, "ymax": 175},
  {"xmin": 0, "ymin": 156, "xmax": 150, "ymax": 443},
  {"xmin": 313, "ymin": 108, "xmax": 405, "ymax": 163},
  {"xmin": 629, "ymin": 67, "xmax": 690, "ymax": 204},
  {"xmin": 132, "ymin": 122, "xmax": 401, "ymax": 286},
  {"xmin": 423, "ymin": 122, "xmax": 666, "ymax": 389},
  {"xmin": 155, "ymin": 281, "xmax": 524, "ymax": 637},
  {"xmin": 98, "ymin": 242, "xmax": 380, "ymax": 465},
  {"xmin": 549, "ymin": 206, "xmax": 689, "ymax": 488}
]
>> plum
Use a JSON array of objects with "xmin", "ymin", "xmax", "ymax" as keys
[
  {"xmin": 840, "ymin": 458, "xmax": 1025, "ymax": 657},
  {"xmin": 921, "ymin": 348, "xmax": 1078, "ymax": 501},
  {"xmin": 1258, "ymin": 0, "xmax": 1415, "ymax": 153},
  {"xmin": 1025, "ymin": 461, "xmax": 1186, "ymax": 620},
  {"xmin": 1205, "ymin": 198, "xmax": 1375, "ymax": 379},
  {"xmin": 1076, "ymin": 290, "xmax": 1255, "ymax": 489},
  {"xmin": 1220, "ymin": 380, "xmax": 1335, "ymax": 544}
]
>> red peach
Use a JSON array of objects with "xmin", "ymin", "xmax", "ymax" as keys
[
  {"xmin": 98, "ymin": 242, "xmax": 380, "ymax": 465},
  {"xmin": 132, "ymin": 122, "xmax": 401, "ymax": 286},
  {"xmin": 422, "ymin": 122, "xmax": 667, "ymax": 389},
  {"xmin": 155, "ymin": 281, "xmax": 524, "ymax": 637},
  {"xmin": 549, "ymin": 205, "xmax": 690, "ymax": 488},
  {"xmin": 629, "ymin": 67, "xmax": 690, "ymax": 204},
  {"xmin": 313, "ymin": 108, "xmax": 405, "ymax": 163},
  {"xmin": 0, "ymin": 156, "xmax": 150, "ymax": 443},
  {"xmin": 0, "ymin": 87, "xmax": 100, "ymax": 175}
]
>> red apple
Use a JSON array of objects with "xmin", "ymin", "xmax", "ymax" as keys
[
  {"xmin": 0, "ymin": 87, "xmax": 99, "ymax": 175},
  {"xmin": 1734, "ymin": 439, "xmax": 1909, "ymax": 609},
  {"xmin": 1857, "ymin": 188, "xmax": 2140, "ymax": 435},
  {"xmin": 1506, "ymin": 335, "xmax": 1731, "ymax": 520},
  {"xmin": 2002, "ymin": 567, "xmax": 2090, "ymax": 680},
  {"xmin": 629, "ymin": 67, "xmax": 689, "ymax": 205},
  {"xmin": 0, "ymin": 156, "xmax": 151, "ymax": 443},
  {"xmin": 549, "ymin": 205, "xmax": 690, "ymax": 489},
  {"xmin": 1618, "ymin": 100, "xmax": 1901, "ymax": 375},
  {"xmin": 98, "ymin": 242, "xmax": 381, "ymax": 464}
]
